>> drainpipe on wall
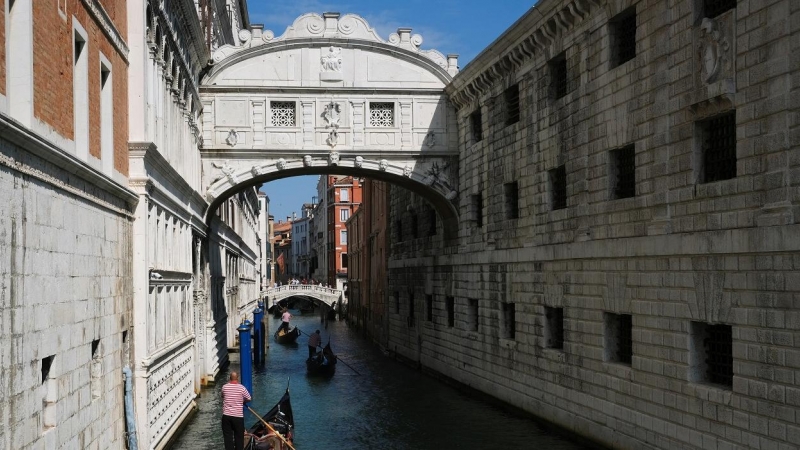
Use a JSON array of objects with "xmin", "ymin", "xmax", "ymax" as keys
[{"xmin": 122, "ymin": 366, "xmax": 139, "ymax": 450}]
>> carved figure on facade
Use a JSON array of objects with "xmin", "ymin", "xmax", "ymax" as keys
[
  {"xmin": 403, "ymin": 165, "xmax": 413, "ymax": 177},
  {"xmin": 251, "ymin": 165, "xmax": 266, "ymax": 177},
  {"xmin": 379, "ymin": 159, "xmax": 389, "ymax": 171},
  {"xmin": 303, "ymin": 155, "xmax": 313, "ymax": 167},
  {"xmin": 276, "ymin": 158, "xmax": 287, "ymax": 170},
  {"xmin": 322, "ymin": 102, "xmax": 341, "ymax": 128},
  {"xmin": 225, "ymin": 129, "xmax": 239, "ymax": 146},
  {"xmin": 424, "ymin": 131, "xmax": 436, "ymax": 148},
  {"xmin": 355, "ymin": 156, "xmax": 364, "ymax": 168},
  {"xmin": 211, "ymin": 161, "xmax": 237, "ymax": 184},
  {"xmin": 423, "ymin": 160, "xmax": 453, "ymax": 191},
  {"xmin": 328, "ymin": 151, "xmax": 340, "ymax": 166},
  {"xmin": 321, "ymin": 46, "xmax": 342, "ymax": 73},
  {"xmin": 698, "ymin": 17, "xmax": 730, "ymax": 84},
  {"xmin": 326, "ymin": 129, "xmax": 339, "ymax": 148}
]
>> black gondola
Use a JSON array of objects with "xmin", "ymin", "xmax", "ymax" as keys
[
  {"xmin": 306, "ymin": 341, "xmax": 337, "ymax": 376},
  {"xmin": 274, "ymin": 325, "xmax": 300, "ymax": 344},
  {"xmin": 245, "ymin": 387, "xmax": 294, "ymax": 450}
]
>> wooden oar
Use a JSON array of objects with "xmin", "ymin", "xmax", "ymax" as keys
[
  {"xmin": 333, "ymin": 354, "xmax": 361, "ymax": 375},
  {"xmin": 247, "ymin": 406, "xmax": 296, "ymax": 450}
]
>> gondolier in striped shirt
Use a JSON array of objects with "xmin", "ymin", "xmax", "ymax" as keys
[{"xmin": 221, "ymin": 371, "xmax": 252, "ymax": 450}]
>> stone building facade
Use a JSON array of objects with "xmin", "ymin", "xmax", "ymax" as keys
[
  {"xmin": 384, "ymin": 0, "xmax": 800, "ymax": 449},
  {"xmin": 0, "ymin": 1, "xmax": 135, "ymax": 449}
]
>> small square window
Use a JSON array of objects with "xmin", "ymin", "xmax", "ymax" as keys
[
  {"xmin": 425, "ymin": 295, "xmax": 433, "ymax": 322},
  {"xmin": 470, "ymin": 194, "xmax": 483, "ymax": 227},
  {"xmin": 504, "ymin": 182, "xmax": 519, "ymax": 219},
  {"xmin": 604, "ymin": 313, "xmax": 633, "ymax": 365},
  {"xmin": 699, "ymin": 111, "xmax": 737, "ymax": 183},
  {"xmin": 271, "ymin": 101, "xmax": 296, "ymax": 126},
  {"xmin": 370, "ymin": 102, "xmax": 394, "ymax": 127},
  {"xmin": 467, "ymin": 298, "xmax": 479, "ymax": 332},
  {"xmin": 690, "ymin": 322, "xmax": 733, "ymax": 388},
  {"xmin": 446, "ymin": 296, "xmax": 455, "ymax": 327},
  {"xmin": 501, "ymin": 303, "xmax": 515, "ymax": 339},
  {"xmin": 504, "ymin": 84, "xmax": 520, "ymax": 126},
  {"xmin": 703, "ymin": 0, "xmax": 736, "ymax": 19},
  {"xmin": 470, "ymin": 109, "xmax": 483, "ymax": 142},
  {"xmin": 611, "ymin": 145, "xmax": 636, "ymax": 199},
  {"xmin": 340, "ymin": 230, "xmax": 347, "ymax": 244},
  {"xmin": 550, "ymin": 52, "xmax": 568, "ymax": 99},
  {"xmin": 545, "ymin": 307, "xmax": 564, "ymax": 349},
  {"xmin": 611, "ymin": 8, "xmax": 637, "ymax": 67},
  {"xmin": 550, "ymin": 165, "xmax": 567, "ymax": 210}
]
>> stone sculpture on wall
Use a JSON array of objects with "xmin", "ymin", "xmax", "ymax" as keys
[
  {"xmin": 323, "ymin": 102, "xmax": 341, "ymax": 148},
  {"xmin": 698, "ymin": 18, "xmax": 730, "ymax": 84},
  {"xmin": 225, "ymin": 129, "xmax": 238, "ymax": 146},
  {"xmin": 320, "ymin": 46, "xmax": 343, "ymax": 81}
]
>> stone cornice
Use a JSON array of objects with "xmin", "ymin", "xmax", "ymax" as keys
[
  {"xmin": 81, "ymin": 0, "xmax": 130, "ymax": 63},
  {"xmin": 446, "ymin": 0, "xmax": 601, "ymax": 110}
]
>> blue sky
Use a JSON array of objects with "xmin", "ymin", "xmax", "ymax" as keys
[{"xmin": 255, "ymin": 0, "xmax": 535, "ymax": 221}]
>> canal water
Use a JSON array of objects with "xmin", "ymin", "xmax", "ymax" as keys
[{"xmin": 170, "ymin": 310, "xmax": 596, "ymax": 449}]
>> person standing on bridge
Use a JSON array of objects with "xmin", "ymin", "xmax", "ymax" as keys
[
  {"xmin": 307, "ymin": 329, "xmax": 322, "ymax": 358},
  {"xmin": 221, "ymin": 371, "xmax": 252, "ymax": 450},
  {"xmin": 278, "ymin": 307, "xmax": 292, "ymax": 334}
]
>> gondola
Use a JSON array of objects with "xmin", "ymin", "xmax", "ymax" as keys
[
  {"xmin": 306, "ymin": 341, "xmax": 337, "ymax": 376},
  {"xmin": 274, "ymin": 325, "xmax": 300, "ymax": 344},
  {"xmin": 245, "ymin": 387, "xmax": 294, "ymax": 450}
]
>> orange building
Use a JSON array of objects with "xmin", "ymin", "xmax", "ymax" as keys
[{"xmin": 326, "ymin": 175, "xmax": 361, "ymax": 289}]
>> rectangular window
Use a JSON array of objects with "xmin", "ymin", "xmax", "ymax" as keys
[
  {"xmin": 370, "ymin": 102, "xmax": 394, "ymax": 127},
  {"xmin": 425, "ymin": 295, "xmax": 433, "ymax": 322},
  {"xmin": 470, "ymin": 193, "xmax": 483, "ymax": 227},
  {"xmin": 341, "ymin": 253, "xmax": 348, "ymax": 268},
  {"xmin": 604, "ymin": 313, "xmax": 633, "ymax": 365},
  {"xmin": 340, "ymin": 189, "xmax": 349, "ymax": 202},
  {"xmin": 704, "ymin": 0, "xmax": 736, "ymax": 19},
  {"xmin": 699, "ymin": 111, "xmax": 737, "ymax": 183},
  {"xmin": 99, "ymin": 57, "xmax": 113, "ymax": 174},
  {"xmin": 394, "ymin": 292, "xmax": 400, "ymax": 314},
  {"xmin": 340, "ymin": 208, "xmax": 350, "ymax": 222},
  {"xmin": 470, "ymin": 109, "xmax": 483, "ymax": 142},
  {"xmin": 690, "ymin": 322, "xmax": 733, "ymax": 388},
  {"xmin": 428, "ymin": 208, "xmax": 437, "ymax": 236},
  {"xmin": 271, "ymin": 101, "xmax": 296, "ymax": 126},
  {"xmin": 73, "ymin": 21, "xmax": 89, "ymax": 159},
  {"xmin": 611, "ymin": 8, "xmax": 637, "ymax": 67},
  {"xmin": 550, "ymin": 165, "xmax": 567, "ymax": 210},
  {"xmin": 504, "ymin": 84, "xmax": 520, "ymax": 126},
  {"xmin": 41, "ymin": 354, "xmax": 56, "ymax": 431},
  {"xmin": 611, "ymin": 145, "xmax": 636, "ymax": 199},
  {"xmin": 501, "ymin": 302, "xmax": 515, "ymax": 339},
  {"xmin": 550, "ymin": 52, "xmax": 568, "ymax": 99},
  {"xmin": 340, "ymin": 230, "xmax": 347, "ymax": 245},
  {"xmin": 467, "ymin": 298, "xmax": 479, "ymax": 332},
  {"xmin": 446, "ymin": 296, "xmax": 455, "ymax": 327},
  {"xmin": 91, "ymin": 339, "xmax": 101, "ymax": 399},
  {"xmin": 545, "ymin": 307, "xmax": 564, "ymax": 349},
  {"xmin": 504, "ymin": 182, "xmax": 519, "ymax": 219}
]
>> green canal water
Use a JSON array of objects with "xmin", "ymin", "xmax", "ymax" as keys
[{"xmin": 169, "ymin": 311, "xmax": 597, "ymax": 449}]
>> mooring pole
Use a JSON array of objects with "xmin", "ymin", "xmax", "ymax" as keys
[
  {"xmin": 237, "ymin": 320, "xmax": 253, "ymax": 423},
  {"xmin": 253, "ymin": 303, "xmax": 264, "ymax": 365}
]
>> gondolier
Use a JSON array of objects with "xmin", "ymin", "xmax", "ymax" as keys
[
  {"xmin": 307, "ymin": 330, "xmax": 322, "ymax": 358},
  {"xmin": 221, "ymin": 371, "xmax": 252, "ymax": 450},
  {"xmin": 278, "ymin": 308, "xmax": 292, "ymax": 333}
]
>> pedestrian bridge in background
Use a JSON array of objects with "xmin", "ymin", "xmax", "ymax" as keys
[{"xmin": 262, "ymin": 285, "xmax": 344, "ymax": 309}]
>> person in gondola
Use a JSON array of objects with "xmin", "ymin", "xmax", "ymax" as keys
[
  {"xmin": 307, "ymin": 329, "xmax": 322, "ymax": 358},
  {"xmin": 278, "ymin": 308, "xmax": 292, "ymax": 334},
  {"xmin": 221, "ymin": 371, "xmax": 252, "ymax": 450}
]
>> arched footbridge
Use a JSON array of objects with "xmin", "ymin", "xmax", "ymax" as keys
[{"xmin": 262, "ymin": 285, "xmax": 344, "ymax": 309}]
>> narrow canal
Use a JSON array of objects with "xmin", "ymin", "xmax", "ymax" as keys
[{"xmin": 170, "ymin": 309, "xmax": 597, "ymax": 449}]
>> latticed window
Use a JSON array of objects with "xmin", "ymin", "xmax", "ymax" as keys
[
  {"xmin": 369, "ymin": 102, "xmax": 394, "ymax": 127},
  {"xmin": 470, "ymin": 109, "xmax": 483, "ymax": 142},
  {"xmin": 704, "ymin": 0, "xmax": 736, "ymax": 19},
  {"xmin": 612, "ymin": 8, "xmax": 637, "ymax": 67},
  {"xmin": 605, "ymin": 313, "xmax": 633, "ymax": 365},
  {"xmin": 550, "ymin": 53, "xmax": 568, "ymax": 99},
  {"xmin": 504, "ymin": 84, "xmax": 520, "ymax": 126},
  {"xmin": 691, "ymin": 322, "xmax": 733, "ymax": 388},
  {"xmin": 545, "ymin": 307, "xmax": 564, "ymax": 349},
  {"xmin": 550, "ymin": 165, "xmax": 567, "ymax": 210},
  {"xmin": 270, "ymin": 101, "xmax": 296, "ymax": 126},
  {"xmin": 612, "ymin": 145, "xmax": 636, "ymax": 199},
  {"xmin": 701, "ymin": 112, "xmax": 737, "ymax": 183}
]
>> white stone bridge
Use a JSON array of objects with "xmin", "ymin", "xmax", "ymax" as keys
[
  {"xmin": 263, "ymin": 284, "xmax": 343, "ymax": 309},
  {"xmin": 199, "ymin": 12, "xmax": 462, "ymax": 238}
]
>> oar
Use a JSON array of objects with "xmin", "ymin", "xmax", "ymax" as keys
[{"xmin": 247, "ymin": 406, "xmax": 296, "ymax": 450}]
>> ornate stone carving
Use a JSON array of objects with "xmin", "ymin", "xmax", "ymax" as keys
[
  {"xmin": 354, "ymin": 156, "xmax": 364, "ymax": 168},
  {"xmin": 403, "ymin": 165, "xmax": 413, "ymax": 177},
  {"xmin": 379, "ymin": 159, "xmax": 389, "ymax": 171},
  {"xmin": 423, "ymin": 161, "xmax": 453, "ymax": 190},
  {"xmin": 225, "ymin": 129, "xmax": 239, "ymax": 146},
  {"xmin": 326, "ymin": 129, "xmax": 339, "ymax": 147},
  {"xmin": 446, "ymin": 190, "xmax": 458, "ymax": 201},
  {"xmin": 328, "ymin": 152, "xmax": 340, "ymax": 166},
  {"xmin": 303, "ymin": 155, "xmax": 313, "ymax": 167},
  {"xmin": 698, "ymin": 18, "xmax": 730, "ymax": 84},
  {"xmin": 276, "ymin": 158, "xmax": 287, "ymax": 170},
  {"xmin": 211, "ymin": 161, "xmax": 237, "ymax": 184},
  {"xmin": 320, "ymin": 46, "xmax": 343, "ymax": 81},
  {"xmin": 323, "ymin": 102, "xmax": 341, "ymax": 128},
  {"xmin": 424, "ymin": 131, "xmax": 436, "ymax": 148},
  {"xmin": 251, "ymin": 165, "xmax": 265, "ymax": 177}
]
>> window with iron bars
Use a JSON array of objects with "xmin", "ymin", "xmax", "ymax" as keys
[
  {"xmin": 550, "ymin": 52, "xmax": 568, "ymax": 99},
  {"xmin": 467, "ymin": 298, "xmax": 479, "ymax": 332},
  {"xmin": 611, "ymin": 8, "xmax": 636, "ymax": 67},
  {"xmin": 545, "ymin": 307, "xmax": 564, "ymax": 349},
  {"xmin": 501, "ymin": 302, "xmax": 515, "ymax": 339},
  {"xmin": 504, "ymin": 182, "xmax": 519, "ymax": 219},
  {"xmin": 370, "ymin": 102, "xmax": 394, "ymax": 127},
  {"xmin": 550, "ymin": 165, "xmax": 567, "ymax": 210},
  {"xmin": 604, "ymin": 312, "xmax": 632, "ymax": 365},
  {"xmin": 425, "ymin": 295, "xmax": 433, "ymax": 322},
  {"xmin": 703, "ymin": 0, "xmax": 736, "ymax": 19},
  {"xmin": 470, "ymin": 193, "xmax": 484, "ymax": 227},
  {"xmin": 611, "ymin": 145, "xmax": 636, "ymax": 199},
  {"xmin": 446, "ymin": 296, "xmax": 455, "ymax": 327},
  {"xmin": 470, "ymin": 109, "xmax": 483, "ymax": 142},
  {"xmin": 504, "ymin": 84, "xmax": 520, "ymax": 126},
  {"xmin": 691, "ymin": 322, "xmax": 733, "ymax": 388},
  {"xmin": 699, "ymin": 111, "xmax": 737, "ymax": 183},
  {"xmin": 271, "ymin": 101, "xmax": 296, "ymax": 126}
]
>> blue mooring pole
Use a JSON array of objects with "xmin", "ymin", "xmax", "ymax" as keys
[
  {"xmin": 237, "ymin": 320, "xmax": 253, "ymax": 423},
  {"xmin": 253, "ymin": 303, "xmax": 264, "ymax": 365}
]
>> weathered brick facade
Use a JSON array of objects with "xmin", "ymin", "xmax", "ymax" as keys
[{"xmin": 384, "ymin": 0, "xmax": 800, "ymax": 449}]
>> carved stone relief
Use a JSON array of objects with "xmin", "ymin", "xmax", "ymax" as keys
[
  {"xmin": 354, "ymin": 156, "xmax": 364, "ymax": 168},
  {"xmin": 320, "ymin": 46, "xmax": 343, "ymax": 81},
  {"xmin": 697, "ymin": 18, "xmax": 730, "ymax": 84},
  {"xmin": 211, "ymin": 161, "xmax": 237, "ymax": 184},
  {"xmin": 225, "ymin": 129, "xmax": 239, "ymax": 146},
  {"xmin": 379, "ymin": 159, "xmax": 388, "ymax": 171},
  {"xmin": 276, "ymin": 158, "xmax": 287, "ymax": 170},
  {"xmin": 328, "ymin": 152, "xmax": 340, "ymax": 166},
  {"xmin": 303, "ymin": 155, "xmax": 313, "ymax": 167}
]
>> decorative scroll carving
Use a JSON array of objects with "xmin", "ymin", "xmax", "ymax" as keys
[
  {"xmin": 424, "ymin": 131, "xmax": 436, "ymax": 148},
  {"xmin": 326, "ymin": 129, "xmax": 339, "ymax": 147}
]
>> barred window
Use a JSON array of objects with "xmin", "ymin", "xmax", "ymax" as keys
[
  {"xmin": 611, "ymin": 145, "xmax": 636, "ymax": 199},
  {"xmin": 504, "ymin": 182, "xmax": 519, "ymax": 219},
  {"xmin": 467, "ymin": 298, "xmax": 479, "ymax": 332},
  {"xmin": 550, "ymin": 52, "xmax": 568, "ymax": 99},
  {"xmin": 446, "ymin": 296, "xmax": 455, "ymax": 327},
  {"xmin": 470, "ymin": 193, "xmax": 483, "ymax": 227},
  {"xmin": 691, "ymin": 322, "xmax": 733, "ymax": 388},
  {"xmin": 604, "ymin": 313, "xmax": 633, "ymax": 365},
  {"xmin": 470, "ymin": 109, "xmax": 483, "ymax": 142},
  {"xmin": 545, "ymin": 307, "xmax": 564, "ymax": 349},
  {"xmin": 370, "ymin": 102, "xmax": 394, "ymax": 127},
  {"xmin": 425, "ymin": 295, "xmax": 433, "ymax": 322},
  {"xmin": 502, "ymin": 302, "xmax": 515, "ymax": 339},
  {"xmin": 550, "ymin": 165, "xmax": 567, "ymax": 210},
  {"xmin": 504, "ymin": 84, "xmax": 520, "ymax": 126},
  {"xmin": 270, "ymin": 101, "xmax": 296, "ymax": 126},
  {"xmin": 700, "ymin": 112, "xmax": 737, "ymax": 183},
  {"xmin": 611, "ymin": 8, "xmax": 637, "ymax": 67},
  {"xmin": 704, "ymin": 0, "xmax": 736, "ymax": 19}
]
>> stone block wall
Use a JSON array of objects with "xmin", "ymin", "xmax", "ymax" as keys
[{"xmin": 385, "ymin": 0, "xmax": 800, "ymax": 449}]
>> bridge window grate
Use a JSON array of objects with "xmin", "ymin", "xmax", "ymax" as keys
[
  {"xmin": 271, "ymin": 101, "xmax": 296, "ymax": 126},
  {"xmin": 701, "ymin": 111, "xmax": 737, "ymax": 183},
  {"xmin": 611, "ymin": 8, "xmax": 637, "ymax": 67},
  {"xmin": 550, "ymin": 165, "xmax": 567, "ymax": 210},
  {"xmin": 604, "ymin": 312, "xmax": 632, "ymax": 365},
  {"xmin": 550, "ymin": 52, "xmax": 568, "ymax": 99},
  {"xmin": 545, "ymin": 307, "xmax": 564, "ymax": 349},
  {"xmin": 704, "ymin": 0, "xmax": 736, "ymax": 18},
  {"xmin": 611, "ymin": 144, "xmax": 636, "ymax": 199},
  {"xmin": 370, "ymin": 102, "xmax": 395, "ymax": 127}
]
